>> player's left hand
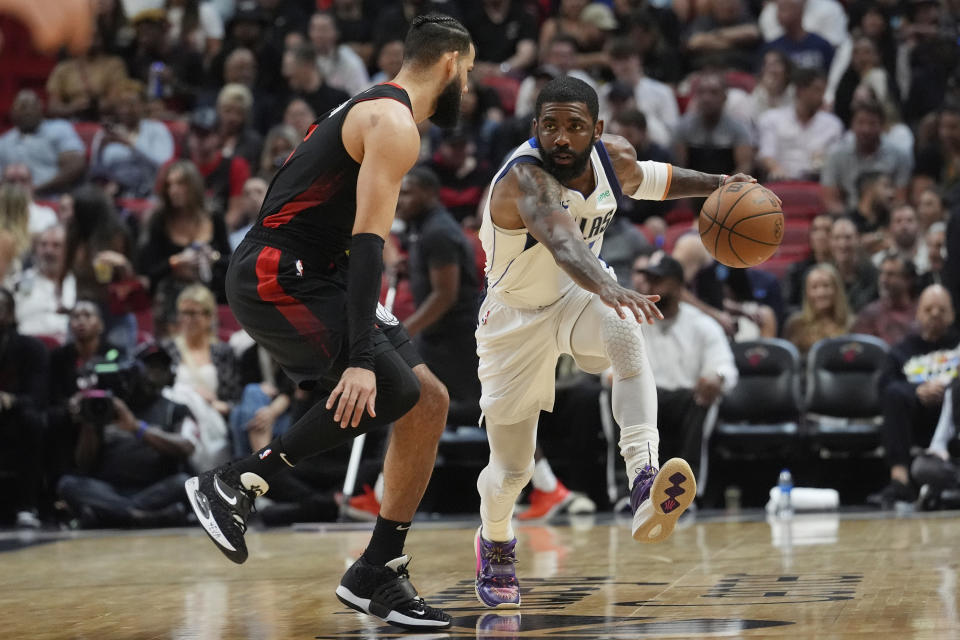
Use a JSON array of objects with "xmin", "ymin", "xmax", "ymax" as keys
[{"xmin": 327, "ymin": 367, "xmax": 377, "ymax": 428}]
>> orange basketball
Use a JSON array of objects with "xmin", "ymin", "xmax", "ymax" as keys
[{"xmin": 699, "ymin": 182, "xmax": 784, "ymax": 268}]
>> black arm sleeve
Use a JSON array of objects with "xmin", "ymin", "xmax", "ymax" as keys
[{"xmin": 346, "ymin": 233, "xmax": 385, "ymax": 371}]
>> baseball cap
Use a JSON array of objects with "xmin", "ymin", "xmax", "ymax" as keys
[
  {"xmin": 580, "ymin": 3, "xmax": 619, "ymax": 31},
  {"xmin": 642, "ymin": 254, "xmax": 685, "ymax": 281}
]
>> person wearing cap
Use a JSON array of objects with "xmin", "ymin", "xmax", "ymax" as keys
[{"xmin": 633, "ymin": 252, "xmax": 738, "ymax": 478}]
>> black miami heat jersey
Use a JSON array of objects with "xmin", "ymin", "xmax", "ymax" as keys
[{"xmin": 251, "ymin": 82, "xmax": 413, "ymax": 261}]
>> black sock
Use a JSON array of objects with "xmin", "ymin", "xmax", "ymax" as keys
[
  {"xmin": 231, "ymin": 437, "xmax": 294, "ymax": 482},
  {"xmin": 363, "ymin": 515, "xmax": 411, "ymax": 565}
]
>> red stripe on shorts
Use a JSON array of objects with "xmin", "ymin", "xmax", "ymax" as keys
[{"xmin": 254, "ymin": 246, "xmax": 331, "ymax": 357}]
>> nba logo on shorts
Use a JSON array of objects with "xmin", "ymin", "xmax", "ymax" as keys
[
  {"xmin": 481, "ymin": 309, "xmax": 491, "ymax": 325},
  {"xmin": 295, "ymin": 260, "xmax": 304, "ymax": 277},
  {"xmin": 259, "ymin": 448, "xmax": 272, "ymax": 460}
]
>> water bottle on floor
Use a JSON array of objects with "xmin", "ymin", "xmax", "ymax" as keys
[{"xmin": 777, "ymin": 469, "xmax": 794, "ymax": 518}]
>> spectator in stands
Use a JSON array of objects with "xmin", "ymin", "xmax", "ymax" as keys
[
  {"xmin": 919, "ymin": 221, "xmax": 946, "ymax": 289},
  {"xmin": 257, "ymin": 0, "xmax": 310, "ymax": 52},
  {"xmin": 915, "ymin": 106, "xmax": 960, "ymax": 206},
  {"xmin": 759, "ymin": 0, "xmax": 848, "ymax": 48},
  {"xmin": 13, "ymin": 224, "xmax": 75, "ymax": 344},
  {"xmin": 424, "ymin": 128, "xmax": 492, "ymax": 223},
  {"xmin": 281, "ymin": 43, "xmax": 351, "ymax": 121},
  {"xmin": 464, "ymin": 0, "xmax": 538, "ymax": 77},
  {"xmin": 257, "ymin": 124, "xmax": 299, "ymax": 182},
  {"xmin": 308, "ymin": 11, "xmax": 369, "ymax": 97},
  {"xmin": 215, "ymin": 83, "xmax": 263, "ymax": 170},
  {"xmin": 783, "ymin": 263, "xmax": 853, "ymax": 356},
  {"xmin": 45, "ymin": 27, "xmax": 128, "ymax": 120},
  {"xmin": 763, "ymin": 0, "xmax": 835, "ymax": 73},
  {"xmin": 637, "ymin": 254, "xmax": 738, "ymax": 478},
  {"xmin": 600, "ymin": 218, "xmax": 652, "ymax": 287},
  {"xmin": 0, "ymin": 183, "xmax": 32, "ymax": 284},
  {"xmin": 0, "ymin": 288, "xmax": 48, "ymax": 528},
  {"xmin": 853, "ymin": 252, "xmax": 918, "ymax": 346},
  {"xmin": 916, "ymin": 187, "xmax": 947, "ymax": 236},
  {"xmin": 396, "ymin": 167, "xmax": 480, "ymax": 423},
  {"xmin": 821, "ymin": 100, "xmax": 912, "ymax": 214},
  {"xmin": 94, "ymin": 0, "xmax": 129, "ymax": 55},
  {"xmin": 57, "ymin": 341, "xmax": 195, "ymax": 528},
  {"xmin": 875, "ymin": 204, "xmax": 921, "ymax": 267},
  {"xmin": 140, "ymin": 160, "xmax": 229, "ymax": 336},
  {"xmin": 164, "ymin": 0, "xmax": 224, "ymax": 63},
  {"xmin": 371, "ymin": 0, "xmax": 460, "ymax": 51},
  {"xmin": 282, "ymin": 98, "xmax": 317, "ymax": 139},
  {"xmin": 218, "ymin": 49, "xmax": 275, "ymax": 138},
  {"xmin": 900, "ymin": 0, "xmax": 960, "ymax": 124},
  {"xmin": 0, "ymin": 90, "xmax": 86, "ymax": 197},
  {"xmin": 832, "ymin": 36, "xmax": 897, "ymax": 129},
  {"xmin": 229, "ymin": 343, "xmax": 295, "ymax": 459},
  {"xmin": 162, "ymin": 284, "xmax": 241, "ymax": 421},
  {"xmin": 65, "ymin": 186, "xmax": 138, "ymax": 350},
  {"xmin": 757, "ymin": 67, "xmax": 842, "ymax": 181},
  {"xmin": 609, "ymin": 109, "xmax": 673, "ymax": 223},
  {"xmin": 123, "ymin": 9, "xmax": 205, "ymax": 114},
  {"xmin": 228, "ymin": 176, "xmax": 267, "ymax": 251},
  {"xmin": 601, "ymin": 38, "xmax": 678, "ymax": 150},
  {"xmin": 784, "ymin": 213, "xmax": 833, "ymax": 310},
  {"xmin": 207, "ymin": 2, "xmax": 283, "ymax": 96},
  {"xmin": 537, "ymin": 0, "xmax": 592, "ymax": 55},
  {"xmin": 622, "ymin": 8, "xmax": 682, "ymax": 86},
  {"xmin": 332, "ymin": 0, "xmax": 375, "ymax": 66},
  {"xmin": 370, "ymin": 39, "xmax": 405, "ymax": 85},
  {"xmin": 745, "ymin": 49, "xmax": 795, "ymax": 126},
  {"xmin": 514, "ymin": 36, "xmax": 595, "ymax": 117},
  {"xmin": 178, "ymin": 106, "xmax": 251, "ymax": 220},
  {"xmin": 90, "ymin": 79, "xmax": 175, "ymax": 199},
  {"xmin": 442, "ymin": 76, "xmax": 503, "ymax": 167},
  {"xmin": 871, "ymin": 285, "xmax": 959, "ymax": 507},
  {"xmin": 683, "ymin": 0, "xmax": 760, "ymax": 73},
  {"xmin": 829, "ymin": 216, "xmax": 878, "ymax": 311},
  {"xmin": 912, "ymin": 378, "xmax": 960, "ymax": 510},
  {"xmin": 674, "ymin": 72, "xmax": 755, "ymax": 177},
  {"xmin": 848, "ymin": 171, "xmax": 894, "ymax": 242},
  {"xmin": 0, "ymin": 164, "xmax": 58, "ymax": 236}
]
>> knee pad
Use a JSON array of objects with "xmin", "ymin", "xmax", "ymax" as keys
[
  {"xmin": 375, "ymin": 354, "xmax": 422, "ymax": 422},
  {"xmin": 601, "ymin": 312, "xmax": 646, "ymax": 379},
  {"xmin": 480, "ymin": 459, "xmax": 535, "ymax": 499}
]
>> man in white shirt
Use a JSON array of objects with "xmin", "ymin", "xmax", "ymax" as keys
[
  {"xmin": 759, "ymin": 0, "xmax": 848, "ymax": 47},
  {"xmin": 634, "ymin": 253, "xmax": 738, "ymax": 478},
  {"xmin": 1, "ymin": 163, "xmax": 58, "ymax": 235},
  {"xmin": 309, "ymin": 11, "xmax": 370, "ymax": 97},
  {"xmin": 600, "ymin": 38, "xmax": 679, "ymax": 149},
  {"xmin": 757, "ymin": 67, "xmax": 843, "ymax": 181},
  {"xmin": 13, "ymin": 224, "xmax": 76, "ymax": 344}
]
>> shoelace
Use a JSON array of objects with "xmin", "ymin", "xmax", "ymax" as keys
[{"xmin": 230, "ymin": 488, "xmax": 258, "ymax": 534}]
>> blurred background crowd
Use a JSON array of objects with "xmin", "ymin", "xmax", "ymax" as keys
[{"xmin": 0, "ymin": 0, "xmax": 959, "ymax": 530}]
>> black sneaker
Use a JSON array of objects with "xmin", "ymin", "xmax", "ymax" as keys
[
  {"xmin": 336, "ymin": 554, "xmax": 451, "ymax": 630},
  {"xmin": 867, "ymin": 479, "xmax": 915, "ymax": 509},
  {"xmin": 184, "ymin": 466, "xmax": 266, "ymax": 564}
]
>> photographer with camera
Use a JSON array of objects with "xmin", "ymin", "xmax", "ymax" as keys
[
  {"xmin": 0, "ymin": 288, "xmax": 49, "ymax": 528},
  {"xmin": 56, "ymin": 341, "xmax": 197, "ymax": 528}
]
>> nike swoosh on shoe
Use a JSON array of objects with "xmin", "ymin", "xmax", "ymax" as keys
[{"xmin": 214, "ymin": 476, "xmax": 239, "ymax": 505}]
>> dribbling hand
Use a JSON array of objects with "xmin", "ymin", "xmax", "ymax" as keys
[
  {"xmin": 327, "ymin": 367, "xmax": 377, "ymax": 428},
  {"xmin": 599, "ymin": 284, "xmax": 663, "ymax": 324}
]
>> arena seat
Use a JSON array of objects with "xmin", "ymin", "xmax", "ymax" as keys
[
  {"xmin": 663, "ymin": 223, "xmax": 694, "ymax": 252},
  {"xmin": 73, "ymin": 122, "xmax": 102, "ymax": 161},
  {"xmin": 480, "ymin": 75, "xmax": 520, "ymax": 116},
  {"xmin": 216, "ymin": 304, "xmax": 241, "ymax": 342},
  {"xmin": 163, "ymin": 120, "xmax": 189, "ymax": 157},
  {"xmin": 713, "ymin": 338, "xmax": 803, "ymax": 458},
  {"xmin": 765, "ymin": 181, "xmax": 825, "ymax": 220},
  {"xmin": 805, "ymin": 334, "xmax": 889, "ymax": 454}
]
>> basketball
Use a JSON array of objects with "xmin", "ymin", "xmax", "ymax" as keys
[{"xmin": 698, "ymin": 182, "xmax": 784, "ymax": 268}]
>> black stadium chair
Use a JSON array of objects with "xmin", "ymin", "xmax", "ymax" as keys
[
  {"xmin": 713, "ymin": 338, "xmax": 803, "ymax": 458},
  {"xmin": 804, "ymin": 334, "xmax": 889, "ymax": 454}
]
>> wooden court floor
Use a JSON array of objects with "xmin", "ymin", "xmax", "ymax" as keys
[{"xmin": 1, "ymin": 511, "xmax": 958, "ymax": 639}]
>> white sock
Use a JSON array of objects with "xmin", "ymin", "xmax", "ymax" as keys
[
  {"xmin": 531, "ymin": 458, "xmax": 558, "ymax": 492},
  {"xmin": 620, "ymin": 432, "xmax": 659, "ymax": 486},
  {"xmin": 374, "ymin": 472, "xmax": 384, "ymax": 502}
]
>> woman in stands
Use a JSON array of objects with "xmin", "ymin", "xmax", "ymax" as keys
[
  {"xmin": 162, "ymin": 283, "xmax": 240, "ymax": 420},
  {"xmin": 784, "ymin": 263, "xmax": 853, "ymax": 356},
  {"xmin": 257, "ymin": 124, "xmax": 300, "ymax": 182},
  {"xmin": 0, "ymin": 183, "xmax": 32, "ymax": 284},
  {"xmin": 138, "ymin": 160, "xmax": 229, "ymax": 337}
]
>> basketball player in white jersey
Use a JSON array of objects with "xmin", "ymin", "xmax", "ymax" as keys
[{"xmin": 473, "ymin": 76, "xmax": 759, "ymax": 609}]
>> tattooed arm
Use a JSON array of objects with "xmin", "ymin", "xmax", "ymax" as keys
[
  {"xmin": 602, "ymin": 134, "xmax": 757, "ymax": 200},
  {"xmin": 489, "ymin": 163, "xmax": 663, "ymax": 323}
]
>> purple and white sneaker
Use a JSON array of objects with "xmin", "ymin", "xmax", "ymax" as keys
[
  {"xmin": 474, "ymin": 527, "xmax": 521, "ymax": 608},
  {"xmin": 630, "ymin": 458, "xmax": 696, "ymax": 543}
]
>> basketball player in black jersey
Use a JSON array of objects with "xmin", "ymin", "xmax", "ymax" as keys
[{"xmin": 184, "ymin": 16, "xmax": 475, "ymax": 630}]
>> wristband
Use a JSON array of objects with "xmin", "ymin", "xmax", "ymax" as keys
[
  {"xmin": 346, "ymin": 233, "xmax": 385, "ymax": 370},
  {"xmin": 631, "ymin": 161, "xmax": 672, "ymax": 201},
  {"xmin": 719, "ymin": 174, "xmax": 728, "ymax": 189},
  {"xmin": 135, "ymin": 420, "xmax": 149, "ymax": 440}
]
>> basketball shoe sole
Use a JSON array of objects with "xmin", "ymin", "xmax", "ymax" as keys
[{"xmin": 632, "ymin": 458, "xmax": 696, "ymax": 543}]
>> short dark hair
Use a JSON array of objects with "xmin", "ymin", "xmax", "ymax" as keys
[
  {"xmin": 856, "ymin": 170, "xmax": 887, "ymax": 194},
  {"xmin": 403, "ymin": 14, "xmax": 472, "ymax": 67},
  {"xmin": 851, "ymin": 99, "xmax": 885, "ymax": 121},
  {"xmin": 290, "ymin": 43, "xmax": 317, "ymax": 66},
  {"xmin": 880, "ymin": 251, "xmax": 917, "ymax": 280},
  {"xmin": 405, "ymin": 165, "xmax": 441, "ymax": 192},
  {"xmin": 535, "ymin": 76, "xmax": 599, "ymax": 123},
  {"xmin": 792, "ymin": 66, "xmax": 825, "ymax": 89},
  {"xmin": 548, "ymin": 34, "xmax": 580, "ymax": 52},
  {"xmin": 608, "ymin": 37, "xmax": 640, "ymax": 61},
  {"xmin": 614, "ymin": 108, "xmax": 647, "ymax": 131}
]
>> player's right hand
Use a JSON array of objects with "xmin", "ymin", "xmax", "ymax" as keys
[
  {"xmin": 327, "ymin": 367, "xmax": 377, "ymax": 428},
  {"xmin": 599, "ymin": 285, "xmax": 663, "ymax": 324}
]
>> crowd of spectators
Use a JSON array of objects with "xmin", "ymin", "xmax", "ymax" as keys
[{"xmin": 2, "ymin": 0, "xmax": 960, "ymax": 527}]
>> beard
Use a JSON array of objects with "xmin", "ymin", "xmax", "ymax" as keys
[
  {"xmin": 430, "ymin": 78, "xmax": 463, "ymax": 129},
  {"xmin": 537, "ymin": 135, "xmax": 594, "ymax": 183}
]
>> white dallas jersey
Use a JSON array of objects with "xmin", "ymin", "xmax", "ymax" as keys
[{"xmin": 480, "ymin": 138, "xmax": 622, "ymax": 309}]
